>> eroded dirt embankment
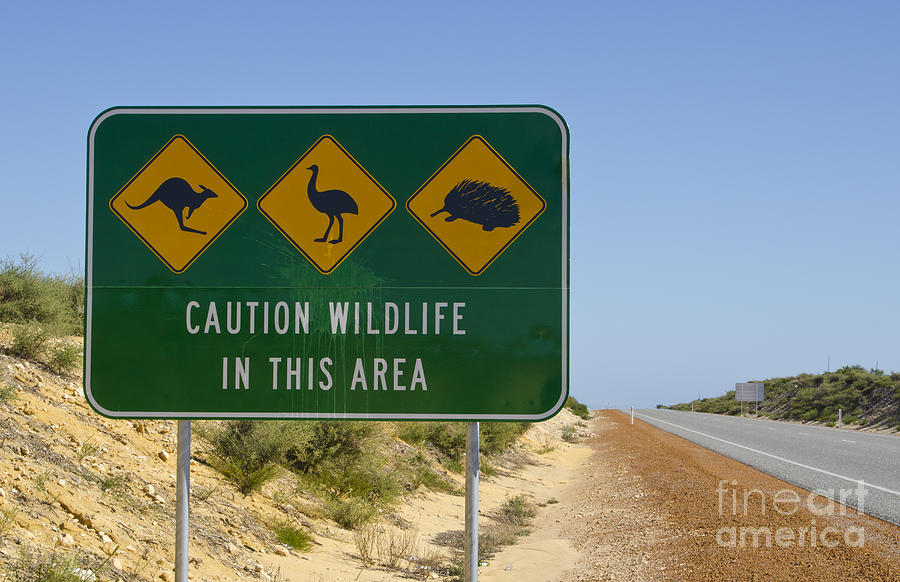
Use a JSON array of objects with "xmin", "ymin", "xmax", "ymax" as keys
[{"xmin": 556, "ymin": 411, "xmax": 900, "ymax": 582}]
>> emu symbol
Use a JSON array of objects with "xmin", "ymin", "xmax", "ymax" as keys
[{"xmin": 305, "ymin": 164, "xmax": 359, "ymax": 244}]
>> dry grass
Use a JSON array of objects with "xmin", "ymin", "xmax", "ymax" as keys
[{"xmin": 353, "ymin": 525, "xmax": 446, "ymax": 577}]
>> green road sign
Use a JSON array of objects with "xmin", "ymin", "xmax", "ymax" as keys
[{"xmin": 86, "ymin": 106, "xmax": 569, "ymax": 420}]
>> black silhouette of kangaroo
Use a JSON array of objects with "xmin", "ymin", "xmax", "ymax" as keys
[{"xmin": 127, "ymin": 177, "xmax": 218, "ymax": 235}]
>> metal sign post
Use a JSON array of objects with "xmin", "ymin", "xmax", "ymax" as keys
[
  {"xmin": 464, "ymin": 422, "xmax": 479, "ymax": 581},
  {"xmin": 175, "ymin": 421, "xmax": 190, "ymax": 582}
]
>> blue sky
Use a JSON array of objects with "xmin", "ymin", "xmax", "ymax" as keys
[{"xmin": 1, "ymin": 1, "xmax": 898, "ymax": 408}]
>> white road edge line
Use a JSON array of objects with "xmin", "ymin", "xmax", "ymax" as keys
[{"xmin": 634, "ymin": 413, "xmax": 900, "ymax": 498}]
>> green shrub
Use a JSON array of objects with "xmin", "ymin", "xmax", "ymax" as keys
[
  {"xmin": 445, "ymin": 494, "xmax": 538, "ymax": 568},
  {"xmin": 396, "ymin": 422, "xmax": 428, "ymax": 444},
  {"xmin": 272, "ymin": 519, "xmax": 313, "ymax": 551},
  {"xmin": 326, "ymin": 498, "xmax": 378, "ymax": 530},
  {"xmin": 0, "ymin": 254, "xmax": 82, "ymax": 335},
  {"xmin": 497, "ymin": 495, "xmax": 537, "ymax": 527},
  {"xmin": 0, "ymin": 383, "xmax": 16, "ymax": 405},
  {"xmin": 284, "ymin": 422, "xmax": 373, "ymax": 475},
  {"xmin": 565, "ymin": 396, "xmax": 591, "ymax": 419},
  {"xmin": 444, "ymin": 458, "xmax": 464, "ymax": 473},
  {"xmin": 313, "ymin": 461, "xmax": 400, "ymax": 503},
  {"xmin": 47, "ymin": 341, "xmax": 81, "ymax": 376},
  {"xmin": 9, "ymin": 323, "xmax": 50, "ymax": 360},
  {"xmin": 413, "ymin": 467, "xmax": 460, "ymax": 494},
  {"xmin": 419, "ymin": 423, "xmax": 468, "ymax": 461},
  {"xmin": 212, "ymin": 456, "xmax": 280, "ymax": 496},
  {"xmin": 98, "ymin": 474, "xmax": 128, "ymax": 494},
  {"xmin": 201, "ymin": 420, "xmax": 290, "ymax": 494},
  {"xmin": 800, "ymin": 409, "xmax": 819, "ymax": 422},
  {"xmin": 0, "ymin": 508, "xmax": 16, "ymax": 534},
  {"xmin": 281, "ymin": 422, "xmax": 407, "ymax": 507},
  {"xmin": 480, "ymin": 457, "xmax": 497, "ymax": 477},
  {"xmin": 480, "ymin": 422, "xmax": 530, "ymax": 455},
  {"xmin": 4, "ymin": 548, "xmax": 110, "ymax": 582},
  {"xmin": 397, "ymin": 422, "xmax": 528, "ymax": 464}
]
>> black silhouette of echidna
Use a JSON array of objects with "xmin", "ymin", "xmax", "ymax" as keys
[{"xmin": 430, "ymin": 179, "xmax": 520, "ymax": 231}]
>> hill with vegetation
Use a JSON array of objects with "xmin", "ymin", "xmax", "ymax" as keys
[{"xmin": 663, "ymin": 367, "xmax": 900, "ymax": 431}]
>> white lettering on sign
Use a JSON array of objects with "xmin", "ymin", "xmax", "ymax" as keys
[
  {"xmin": 186, "ymin": 301, "xmax": 200, "ymax": 334},
  {"xmin": 186, "ymin": 301, "xmax": 311, "ymax": 335},
  {"xmin": 221, "ymin": 357, "xmax": 250, "ymax": 389},
  {"xmin": 385, "ymin": 302, "xmax": 399, "ymax": 334},
  {"xmin": 194, "ymin": 299, "xmax": 453, "ymax": 393},
  {"xmin": 226, "ymin": 302, "xmax": 241, "ymax": 334},
  {"xmin": 205, "ymin": 302, "xmax": 221, "ymax": 334},
  {"xmin": 324, "ymin": 301, "xmax": 466, "ymax": 336},
  {"xmin": 319, "ymin": 357, "xmax": 334, "ymax": 391},
  {"xmin": 350, "ymin": 358, "xmax": 428, "ymax": 391},
  {"xmin": 220, "ymin": 355, "xmax": 429, "ymax": 393},
  {"xmin": 453, "ymin": 302, "xmax": 466, "ymax": 335}
]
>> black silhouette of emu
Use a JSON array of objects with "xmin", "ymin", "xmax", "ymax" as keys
[
  {"xmin": 306, "ymin": 164, "xmax": 358, "ymax": 244},
  {"xmin": 127, "ymin": 177, "xmax": 217, "ymax": 235},
  {"xmin": 431, "ymin": 179, "xmax": 520, "ymax": 231}
]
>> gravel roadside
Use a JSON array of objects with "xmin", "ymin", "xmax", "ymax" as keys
[{"xmin": 556, "ymin": 410, "xmax": 900, "ymax": 581}]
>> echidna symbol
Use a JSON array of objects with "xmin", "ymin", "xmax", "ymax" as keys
[{"xmin": 430, "ymin": 179, "xmax": 520, "ymax": 231}]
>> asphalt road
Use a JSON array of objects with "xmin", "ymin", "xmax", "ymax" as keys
[{"xmin": 632, "ymin": 409, "xmax": 900, "ymax": 526}]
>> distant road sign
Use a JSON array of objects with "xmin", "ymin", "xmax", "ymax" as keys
[
  {"xmin": 735, "ymin": 382, "xmax": 765, "ymax": 402},
  {"xmin": 86, "ymin": 106, "xmax": 569, "ymax": 420}
]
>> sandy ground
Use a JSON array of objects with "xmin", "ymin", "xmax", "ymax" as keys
[
  {"xmin": 255, "ymin": 423, "xmax": 593, "ymax": 582},
  {"xmin": 476, "ymin": 437, "xmax": 591, "ymax": 581}
]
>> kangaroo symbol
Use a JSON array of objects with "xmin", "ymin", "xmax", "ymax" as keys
[
  {"xmin": 127, "ymin": 177, "xmax": 218, "ymax": 235},
  {"xmin": 305, "ymin": 164, "xmax": 359, "ymax": 244}
]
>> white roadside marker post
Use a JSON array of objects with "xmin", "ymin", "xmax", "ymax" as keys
[
  {"xmin": 176, "ymin": 420, "xmax": 190, "ymax": 582},
  {"xmin": 465, "ymin": 422, "xmax": 480, "ymax": 582},
  {"xmin": 838, "ymin": 408, "xmax": 842, "ymax": 428},
  {"xmin": 631, "ymin": 406, "xmax": 634, "ymax": 425}
]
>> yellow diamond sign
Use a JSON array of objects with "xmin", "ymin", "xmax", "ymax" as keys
[
  {"xmin": 109, "ymin": 135, "xmax": 248, "ymax": 273},
  {"xmin": 407, "ymin": 135, "xmax": 546, "ymax": 275},
  {"xmin": 258, "ymin": 135, "xmax": 396, "ymax": 274}
]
